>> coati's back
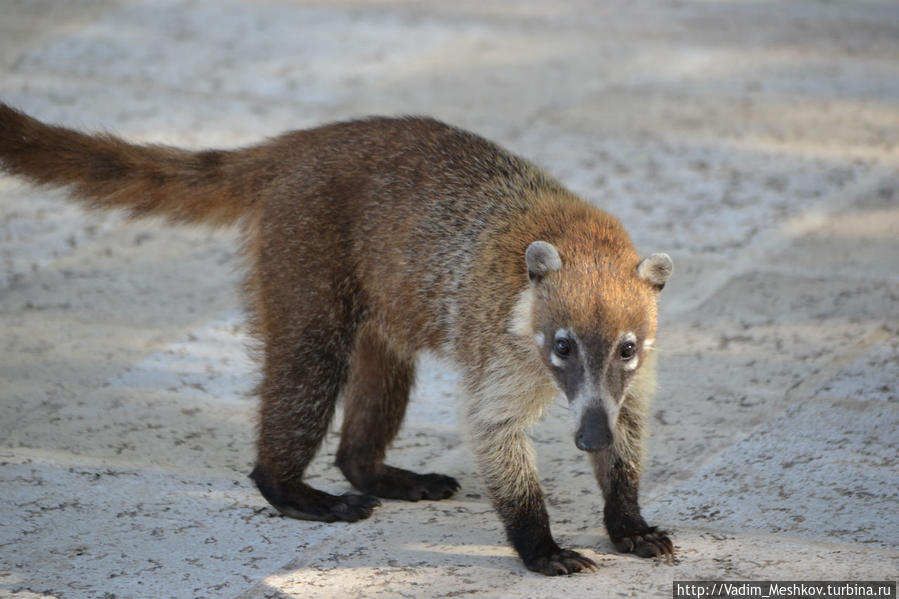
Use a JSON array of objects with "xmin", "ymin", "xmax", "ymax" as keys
[{"xmin": 252, "ymin": 116, "xmax": 582, "ymax": 353}]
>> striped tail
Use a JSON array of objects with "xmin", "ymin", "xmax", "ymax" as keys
[{"xmin": 0, "ymin": 103, "xmax": 266, "ymax": 226}]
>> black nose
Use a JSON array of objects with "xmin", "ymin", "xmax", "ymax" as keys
[{"xmin": 575, "ymin": 407, "xmax": 613, "ymax": 452}]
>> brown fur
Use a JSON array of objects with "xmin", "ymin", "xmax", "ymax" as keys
[{"xmin": 0, "ymin": 103, "xmax": 672, "ymax": 574}]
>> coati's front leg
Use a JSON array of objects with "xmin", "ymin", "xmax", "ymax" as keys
[
  {"xmin": 466, "ymin": 392, "xmax": 596, "ymax": 576},
  {"xmin": 591, "ymin": 452, "xmax": 673, "ymax": 557},
  {"xmin": 590, "ymin": 401, "xmax": 674, "ymax": 558},
  {"xmin": 336, "ymin": 323, "xmax": 460, "ymax": 501}
]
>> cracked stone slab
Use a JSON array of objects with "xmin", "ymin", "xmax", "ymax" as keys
[
  {"xmin": 0, "ymin": 0, "xmax": 120, "ymax": 68},
  {"xmin": 769, "ymin": 179, "xmax": 899, "ymax": 282},
  {"xmin": 108, "ymin": 311, "xmax": 257, "ymax": 402},
  {"xmin": 4, "ymin": 313, "xmax": 463, "ymax": 474},
  {"xmin": 8, "ymin": 0, "xmax": 537, "ymax": 112},
  {"xmin": 660, "ymin": 272, "xmax": 899, "ymax": 395},
  {"xmin": 235, "ymin": 524, "xmax": 898, "ymax": 599},
  {"xmin": 0, "ymin": 180, "xmax": 120, "ymax": 289},
  {"xmin": 1, "ymin": 387, "xmax": 256, "ymax": 474},
  {"xmin": 108, "ymin": 315, "xmax": 463, "ymax": 427},
  {"xmin": 650, "ymin": 399, "xmax": 899, "ymax": 548},
  {"xmin": 0, "ymin": 450, "xmax": 345, "ymax": 599},
  {"xmin": 813, "ymin": 329, "xmax": 899, "ymax": 403},
  {"xmin": 0, "ymin": 400, "xmax": 469, "ymax": 599}
]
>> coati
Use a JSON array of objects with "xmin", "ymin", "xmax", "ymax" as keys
[{"xmin": 0, "ymin": 103, "xmax": 675, "ymax": 575}]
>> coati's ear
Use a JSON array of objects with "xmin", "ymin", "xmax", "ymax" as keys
[
  {"xmin": 637, "ymin": 253, "xmax": 673, "ymax": 290},
  {"xmin": 525, "ymin": 241, "xmax": 562, "ymax": 282}
]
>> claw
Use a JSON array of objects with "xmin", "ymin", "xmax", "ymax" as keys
[
  {"xmin": 613, "ymin": 527, "xmax": 675, "ymax": 560},
  {"xmin": 525, "ymin": 548, "xmax": 597, "ymax": 576},
  {"xmin": 341, "ymin": 493, "xmax": 381, "ymax": 508}
]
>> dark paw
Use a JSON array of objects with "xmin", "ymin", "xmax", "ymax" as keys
[
  {"xmin": 525, "ymin": 548, "xmax": 597, "ymax": 576},
  {"xmin": 250, "ymin": 465, "xmax": 381, "ymax": 523},
  {"xmin": 612, "ymin": 526, "xmax": 674, "ymax": 559},
  {"xmin": 319, "ymin": 492, "xmax": 381, "ymax": 523},
  {"xmin": 394, "ymin": 470, "xmax": 461, "ymax": 501},
  {"xmin": 347, "ymin": 464, "xmax": 461, "ymax": 501}
]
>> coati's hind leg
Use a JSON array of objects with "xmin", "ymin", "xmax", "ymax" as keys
[
  {"xmin": 250, "ymin": 293, "xmax": 380, "ymax": 523},
  {"xmin": 336, "ymin": 323, "xmax": 460, "ymax": 501}
]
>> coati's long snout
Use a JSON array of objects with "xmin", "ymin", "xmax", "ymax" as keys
[{"xmin": 574, "ymin": 406, "xmax": 613, "ymax": 452}]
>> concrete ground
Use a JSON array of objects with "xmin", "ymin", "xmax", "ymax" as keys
[{"xmin": 1, "ymin": 1, "xmax": 897, "ymax": 597}]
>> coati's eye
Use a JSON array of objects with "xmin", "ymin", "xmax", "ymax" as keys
[
  {"xmin": 619, "ymin": 341, "xmax": 637, "ymax": 360},
  {"xmin": 554, "ymin": 338, "xmax": 571, "ymax": 358}
]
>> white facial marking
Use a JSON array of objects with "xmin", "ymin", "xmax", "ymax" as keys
[
  {"xmin": 550, "ymin": 353, "xmax": 565, "ymax": 369},
  {"xmin": 644, "ymin": 338, "xmax": 655, "ymax": 349},
  {"xmin": 601, "ymin": 380, "xmax": 621, "ymax": 422},
  {"xmin": 534, "ymin": 332, "xmax": 545, "ymax": 347},
  {"xmin": 569, "ymin": 375, "xmax": 594, "ymax": 426},
  {"xmin": 564, "ymin": 330, "xmax": 618, "ymax": 439},
  {"xmin": 622, "ymin": 331, "xmax": 637, "ymax": 344},
  {"xmin": 508, "ymin": 288, "xmax": 535, "ymax": 337},
  {"xmin": 623, "ymin": 356, "xmax": 640, "ymax": 371}
]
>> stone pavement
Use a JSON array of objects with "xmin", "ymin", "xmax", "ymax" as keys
[{"xmin": 1, "ymin": 1, "xmax": 897, "ymax": 597}]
